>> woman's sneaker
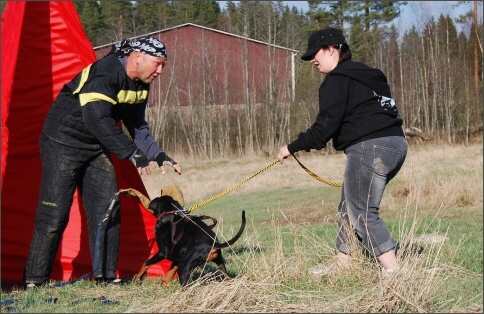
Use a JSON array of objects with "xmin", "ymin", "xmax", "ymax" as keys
[
  {"xmin": 381, "ymin": 267, "xmax": 399, "ymax": 278},
  {"xmin": 308, "ymin": 264, "xmax": 339, "ymax": 278}
]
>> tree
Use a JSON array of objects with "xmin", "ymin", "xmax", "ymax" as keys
[
  {"xmin": 305, "ymin": 1, "xmax": 406, "ymax": 63},
  {"xmin": 470, "ymin": 1, "xmax": 483, "ymax": 95},
  {"xmin": 305, "ymin": 0, "xmax": 341, "ymax": 31},
  {"xmin": 135, "ymin": 1, "xmax": 171, "ymax": 35},
  {"xmin": 455, "ymin": 1, "xmax": 483, "ymax": 95},
  {"xmin": 400, "ymin": 26, "xmax": 426, "ymax": 130},
  {"xmin": 357, "ymin": 1, "xmax": 406, "ymax": 32},
  {"xmin": 74, "ymin": 1, "xmax": 105, "ymax": 46},
  {"xmin": 168, "ymin": 1, "xmax": 220, "ymax": 28},
  {"xmin": 354, "ymin": 1, "xmax": 405, "ymax": 62},
  {"xmin": 217, "ymin": 1, "xmax": 241, "ymax": 35},
  {"xmin": 2, "ymin": 0, "xmax": 481, "ymax": 157},
  {"xmin": 98, "ymin": 1, "xmax": 135, "ymax": 42},
  {"xmin": 435, "ymin": 14, "xmax": 459, "ymax": 142},
  {"xmin": 191, "ymin": 1, "xmax": 221, "ymax": 28}
]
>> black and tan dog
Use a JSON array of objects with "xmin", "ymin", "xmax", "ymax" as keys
[{"xmin": 134, "ymin": 184, "xmax": 246, "ymax": 287}]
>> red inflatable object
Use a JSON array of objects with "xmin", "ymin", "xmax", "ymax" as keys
[{"xmin": 1, "ymin": 1, "xmax": 171, "ymax": 288}]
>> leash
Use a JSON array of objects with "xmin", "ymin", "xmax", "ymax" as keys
[
  {"xmin": 51, "ymin": 192, "xmax": 121, "ymax": 288},
  {"xmin": 121, "ymin": 154, "xmax": 340, "ymax": 216},
  {"xmin": 120, "ymin": 154, "xmax": 341, "ymax": 215},
  {"xmin": 1, "ymin": 296, "xmax": 58, "ymax": 313},
  {"xmin": 292, "ymin": 154, "xmax": 343, "ymax": 187},
  {"xmin": 1, "ymin": 295, "xmax": 119, "ymax": 312},
  {"xmin": 187, "ymin": 159, "xmax": 281, "ymax": 212},
  {"xmin": 171, "ymin": 154, "xmax": 341, "ymax": 212}
]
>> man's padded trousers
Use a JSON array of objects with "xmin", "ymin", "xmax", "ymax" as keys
[{"xmin": 24, "ymin": 134, "xmax": 121, "ymax": 284}]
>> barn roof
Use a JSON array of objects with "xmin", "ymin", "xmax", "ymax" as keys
[{"xmin": 93, "ymin": 22, "xmax": 298, "ymax": 53}]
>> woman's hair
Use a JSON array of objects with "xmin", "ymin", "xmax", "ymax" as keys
[
  {"xmin": 323, "ymin": 43, "xmax": 352, "ymax": 62},
  {"xmin": 338, "ymin": 43, "xmax": 352, "ymax": 61}
]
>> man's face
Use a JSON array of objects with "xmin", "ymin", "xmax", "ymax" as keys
[{"xmin": 136, "ymin": 52, "xmax": 166, "ymax": 84}]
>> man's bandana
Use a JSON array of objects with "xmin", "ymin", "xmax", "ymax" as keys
[{"xmin": 110, "ymin": 36, "xmax": 168, "ymax": 59}]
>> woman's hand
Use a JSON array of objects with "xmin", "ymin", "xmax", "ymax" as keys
[{"xmin": 277, "ymin": 145, "xmax": 291, "ymax": 164}]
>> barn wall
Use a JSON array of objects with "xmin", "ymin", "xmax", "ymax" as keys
[
  {"xmin": 94, "ymin": 24, "xmax": 296, "ymax": 157},
  {"xmin": 94, "ymin": 24, "xmax": 295, "ymax": 108}
]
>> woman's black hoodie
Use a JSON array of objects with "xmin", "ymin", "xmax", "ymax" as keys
[{"xmin": 288, "ymin": 59, "xmax": 404, "ymax": 153}]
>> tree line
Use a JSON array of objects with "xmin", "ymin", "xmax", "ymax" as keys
[{"xmin": 2, "ymin": 1, "xmax": 482, "ymax": 158}]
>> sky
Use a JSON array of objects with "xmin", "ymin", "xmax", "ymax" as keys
[{"xmin": 217, "ymin": 1, "xmax": 478, "ymax": 34}]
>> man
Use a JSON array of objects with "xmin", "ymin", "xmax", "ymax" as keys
[{"xmin": 24, "ymin": 36, "xmax": 181, "ymax": 288}]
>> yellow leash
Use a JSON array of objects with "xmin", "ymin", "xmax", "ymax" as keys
[
  {"xmin": 292, "ymin": 154, "xmax": 343, "ymax": 187},
  {"xmin": 188, "ymin": 155, "xmax": 342, "ymax": 212},
  {"xmin": 187, "ymin": 159, "xmax": 281, "ymax": 212},
  {"xmin": 122, "ymin": 155, "xmax": 341, "ymax": 214}
]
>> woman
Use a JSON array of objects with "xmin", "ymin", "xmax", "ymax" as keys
[{"xmin": 277, "ymin": 27, "xmax": 407, "ymax": 276}]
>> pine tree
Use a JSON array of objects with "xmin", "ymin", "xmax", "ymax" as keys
[
  {"xmin": 135, "ymin": 1, "xmax": 162, "ymax": 35},
  {"xmin": 98, "ymin": 1, "xmax": 135, "ymax": 43},
  {"xmin": 74, "ymin": 1, "xmax": 105, "ymax": 46}
]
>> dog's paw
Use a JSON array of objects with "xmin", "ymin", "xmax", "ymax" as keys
[{"xmin": 133, "ymin": 278, "xmax": 143, "ymax": 285}]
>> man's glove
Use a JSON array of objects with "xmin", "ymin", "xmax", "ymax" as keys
[
  {"xmin": 155, "ymin": 152, "xmax": 177, "ymax": 167},
  {"xmin": 131, "ymin": 149, "xmax": 150, "ymax": 168}
]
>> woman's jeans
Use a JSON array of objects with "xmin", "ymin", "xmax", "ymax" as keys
[{"xmin": 336, "ymin": 136, "xmax": 408, "ymax": 257}]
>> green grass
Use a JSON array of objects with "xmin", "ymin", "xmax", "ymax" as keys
[
  {"xmin": 2, "ymin": 144, "xmax": 482, "ymax": 313},
  {"xmin": 191, "ymin": 185, "xmax": 340, "ymax": 223},
  {"xmin": 193, "ymin": 185, "xmax": 483, "ymax": 311},
  {"xmin": 2, "ymin": 185, "xmax": 481, "ymax": 312}
]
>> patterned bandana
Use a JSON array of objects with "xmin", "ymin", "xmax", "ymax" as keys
[{"xmin": 110, "ymin": 36, "xmax": 168, "ymax": 59}]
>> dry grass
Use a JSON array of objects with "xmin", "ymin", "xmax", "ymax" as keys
[
  {"xmin": 142, "ymin": 143, "xmax": 483, "ymax": 220},
  {"xmin": 133, "ymin": 143, "xmax": 483, "ymax": 313},
  {"xmin": 385, "ymin": 143, "xmax": 483, "ymax": 211},
  {"xmin": 117, "ymin": 212, "xmax": 480, "ymax": 313},
  {"xmin": 3, "ymin": 143, "xmax": 481, "ymax": 313},
  {"xmin": 141, "ymin": 150, "xmax": 346, "ymax": 202}
]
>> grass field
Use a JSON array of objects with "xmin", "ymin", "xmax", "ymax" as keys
[{"xmin": 2, "ymin": 143, "xmax": 482, "ymax": 313}]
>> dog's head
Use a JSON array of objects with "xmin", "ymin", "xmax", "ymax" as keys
[
  {"xmin": 147, "ymin": 183, "xmax": 186, "ymax": 222},
  {"xmin": 148, "ymin": 195, "xmax": 184, "ymax": 222}
]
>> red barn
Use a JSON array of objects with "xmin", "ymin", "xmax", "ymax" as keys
[
  {"xmin": 94, "ymin": 23, "xmax": 298, "ymax": 157},
  {"xmin": 94, "ymin": 23, "xmax": 297, "ymax": 108}
]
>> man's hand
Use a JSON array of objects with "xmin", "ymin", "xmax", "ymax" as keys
[
  {"xmin": 155, "ymin": 152, "xmax": 182, "ymax": 175},
  {"xmin": 131, "ymin": 149, "xmax": 152, "ymax": 175}
]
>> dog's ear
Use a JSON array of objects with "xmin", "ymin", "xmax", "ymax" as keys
[
  {"xmin": 160, "ymin": 183, "xmax": 185, "ymax": 207},
  {"xmin": 148, "ymin": 197, "xmax": 164, "ymax": 216}
]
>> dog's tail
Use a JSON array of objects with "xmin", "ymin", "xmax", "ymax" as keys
[{"xmin": 214, "ymin": 210, "xmax": 246, "ymax": 249}]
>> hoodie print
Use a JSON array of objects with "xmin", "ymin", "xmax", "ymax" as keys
[{"xmin": 374, "ymin": 91, "xmax": 398, "ymax": 112}]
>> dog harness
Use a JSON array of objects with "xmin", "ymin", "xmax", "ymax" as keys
[{"xmin": 156, "ymin": 208, "xmax": 218, "ymax": 259}]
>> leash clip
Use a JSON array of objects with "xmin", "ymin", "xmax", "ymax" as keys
[{"xmin": 175, "ymin": 208, "xmax": 190, "ymax": 215}]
